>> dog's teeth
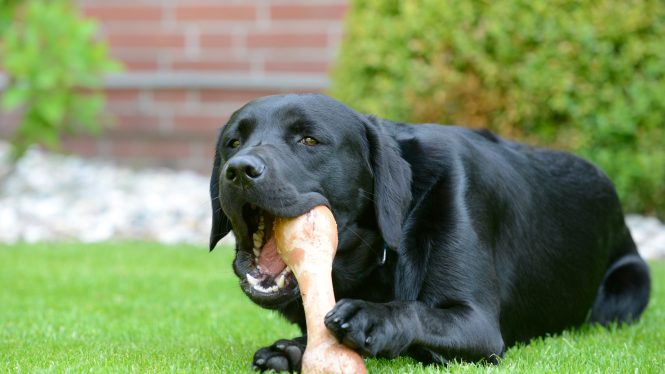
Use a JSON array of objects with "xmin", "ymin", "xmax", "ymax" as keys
[
  {"xmin": 276, "ymin": 273, "xmax": 286, "ymax": 288},
  {"xmin": 258, "ymin": 215, "xmax": 265, "ymax": 230},
  {"xmin": 253, "ymin": 231, "xmax": 263, "ymax": 249},
  {"xmin": 246, "ymin": 274, "xmax": 259, "ymax": 287},
  {"xmin": 253, "ymin": 248, "xmax": 260, "ymax": 257},
  {"xmin": 253, "ymin": 284, "xmax": 278, "ymax": 293}
]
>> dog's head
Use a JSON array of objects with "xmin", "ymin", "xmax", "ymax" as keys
[{"xmin": 209, "ymin": 94, "xmax": 411, "ymax": 308}]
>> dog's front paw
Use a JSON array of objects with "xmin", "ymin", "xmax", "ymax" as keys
[
  {"xmin": 251, "ymin": 337, "xmax": 306, "ymax": 373},
  {"xmin": 324, "ymin": 299, "xmax": 412, "ymax": 358}
]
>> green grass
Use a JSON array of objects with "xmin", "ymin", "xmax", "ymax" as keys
[{"xmin": 1, "ymin": 243, "xmax": 663, "ymax": 373}]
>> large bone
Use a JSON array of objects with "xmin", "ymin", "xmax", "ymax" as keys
[{"xmin": 274, "ymin": 206, "xmax": 366, "ymax": 374}]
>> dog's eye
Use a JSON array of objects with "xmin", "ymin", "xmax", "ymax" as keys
[
  {"xmin": 300, "ymin": 136, "xmax": 319, "ymax": 146},
  {"xmin": 228, "ymin": 139, "xmax": 241, "ymax": 148}
]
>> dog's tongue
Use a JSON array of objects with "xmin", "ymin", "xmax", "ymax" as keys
[{"xmin": 258, "ymin": 233, "xmax": 287, "ymax": 276}]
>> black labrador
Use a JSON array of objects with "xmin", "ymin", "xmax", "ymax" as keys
[{"xmin": 209, "ymin": 94, "xmax": 650, "ymax": 372}]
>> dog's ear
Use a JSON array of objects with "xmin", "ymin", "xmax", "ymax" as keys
[
  {"xmin": 210, "ymin": 131, "xmax": 232, "ymax": 251},
  {"xmin": 363, "ymin": 116, "xmax": 412, "ymax": 250}
]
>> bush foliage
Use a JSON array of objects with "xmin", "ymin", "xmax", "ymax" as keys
[
  {"xmin": 0, "ymin": 0, "xmax": 120, "ymax": 160},
  {"xmin": 331, "ymin": 0, "xmax": 665, "ymax": 217}
]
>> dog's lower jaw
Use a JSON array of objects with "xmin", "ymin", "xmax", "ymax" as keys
[
  {"xmin": 240, "ymin": 282, "xmax": 301, "ymax": 310},
  {"xmin": 233, "ymin": 252, "xmax": 301, "ymax": 309}
]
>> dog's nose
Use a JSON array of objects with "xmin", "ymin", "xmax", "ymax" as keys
[{"xmin": 224, "ymin": 155, "xmax": 265, "ymax": 185}]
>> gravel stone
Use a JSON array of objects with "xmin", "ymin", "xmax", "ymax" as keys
[
  {"xmin": 0, "ymin": 142, "xmax": 663, "ymax": 260},
  {"xmin": 0, "ymin": 142, "xmax": 234, "ymax": 246}
]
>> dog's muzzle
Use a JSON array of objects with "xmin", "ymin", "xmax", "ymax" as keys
[{"xmin": 224, "ymin": 154, "xmax": 266, "ymax": 188}]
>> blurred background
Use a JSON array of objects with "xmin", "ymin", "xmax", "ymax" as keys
[
  {"xmin": 1, "ymin": 0, "xmax": 346, "ymax": 172},
  {"xmin": 0, "ymin": 0, "xmax": 663, "ymax": 257},
  {"xmin": 0, "ymin": 0, "xmax": 345, "ymax": 245}
]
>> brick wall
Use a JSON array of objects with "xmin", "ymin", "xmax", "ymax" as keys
[{"xmin": 2, "ymin": 0, "xmax": 348, "ymax": 173}]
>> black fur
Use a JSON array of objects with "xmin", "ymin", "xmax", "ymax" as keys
[
  {"xmin": 209, "ymin": 94, "xmax": 651, "ymax": 371},
  {"xmin": 209, "ymin": 128, "xmax": 232, "ymax": 249}
]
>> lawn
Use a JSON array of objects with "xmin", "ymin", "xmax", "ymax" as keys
[{"xmin": 1, "ymin": 243, "xmax": 663, "ymax": 373}]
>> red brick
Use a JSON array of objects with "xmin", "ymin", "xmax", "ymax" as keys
[
  {"xmin": 111, "ymin": 114, "xmax": 162, "ymax": 132},
  {"xmin": 151, "ymin": 90, "xmax": 189, "ymax": 104},
  {"xmin": 0, "ymin": 109, "xmax": 22, "ymax": 135},
  {"xmin": 173, "ymin": 114, "xmax": 226, "ymax": 134},
  {"xmin": 170, "ymin": 59, "xmax": 251, "ymax": 72},
  {"xmin": 82, "ymin": 5, "xmax": 162, "ymax": 22},
  {"xmin": 259, "ymin": 48, "xmax": 330, "ymax": 62},
  {"xmin": 106, "ymin": 32, "xmax": 185, "ymax": 49},
  {"xmin": 200, "ymin": 141, "xmax": 218, "ymax": 160},
  {"xmin": 200, "ymin": 33, "xmax": 234, "ymax": 49},
  {"xmin": 247, "ymin": 32, "xmax": 328, "ymax": 48},
  {"xmin": 264, "ymin": 60, "xmax": 331, "ymax": 74},
  {"xmin": 175, "ymin": 4, "xmax": 255, "ymax": 21},
  {"xmin": 199, "ymin": 90, "xmax": 280, "ymax": 103},
  {"xmin": 270, "ymin": 4, "xmax": 347, "ymax": 20},
  {"xmin": 105, "ymin": 89, "xmax": 140, "ymax": 102},
  {"xmin": 61, "ymin": 137, "xmax": 101, "ymax": 156},
  {"xmin": 104, "ymin": 99, "xmax": 139, "ymax": 113},
  {"xmin": 118, "ymin": 60, "xmax": 160, "ymax": 71},
  {"xmin": 108, "ymin": 49, "xmax": 162, "ymax": 67},
  {"xmin": 111, "ymin": 139, "xmax": 192, "ymax": 158},
  {"xmin": 73, "ymin": 1, "xmax": 348, "ymax": 172}
]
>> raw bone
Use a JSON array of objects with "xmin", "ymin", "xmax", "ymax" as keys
[{"xmin": 274, "ymin": 206, "xmax": 366, "ymax": 374}]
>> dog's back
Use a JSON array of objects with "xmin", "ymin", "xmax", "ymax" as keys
[{"xmin": 394, "ymin": 123, "xmax": 650, "ymax": 344}]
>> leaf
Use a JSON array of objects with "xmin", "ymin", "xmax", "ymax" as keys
[
  {"xmin": 1, "ymin": 0, "xmax": 122, "ymax": 163},
  {"xmin": 1, "ymin": 86, "xmax": 28, "ymax": 109}
]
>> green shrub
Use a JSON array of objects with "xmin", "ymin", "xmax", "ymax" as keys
[
  {"xmin": 331, "ymin": 0, "xmax": 665, "ymax": 218},
  {"xmin": 0, "ymin": 0, "xmax": 121, "ymax": 160}
]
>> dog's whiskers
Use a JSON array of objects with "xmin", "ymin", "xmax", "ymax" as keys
[
  {"xmin": 345, "ymin": 226, "xmax": 373, "ymax": 250},
  {"xmin": 358, "ymin": 190, "xmax": 375, "ymax": 203}
]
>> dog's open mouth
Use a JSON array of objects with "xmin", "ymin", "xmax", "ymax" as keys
[{"xmin": 242, "ymin": 204, "xmax": 297, "ymax": 297}]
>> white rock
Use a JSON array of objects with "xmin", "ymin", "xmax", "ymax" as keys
[
  {"xmin": 0, "ymin": 142, "xmax": 221, "ymax": 246},
  {"xmin": 0, "ymin": 206, "xmax": 19, "ymax": 243},
  {"xmin": 640, "ymin": 232, "xmax": 665, "ymax": 260}
]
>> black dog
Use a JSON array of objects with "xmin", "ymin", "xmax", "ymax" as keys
[{"xmin": 209, "ymin": 94, "xmax": 650, "ymax": 372}]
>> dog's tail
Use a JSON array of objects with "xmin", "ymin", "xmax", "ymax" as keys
[{"xmin": 588, "ymin": 239, "xmax": 651, "ymax": 326}]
